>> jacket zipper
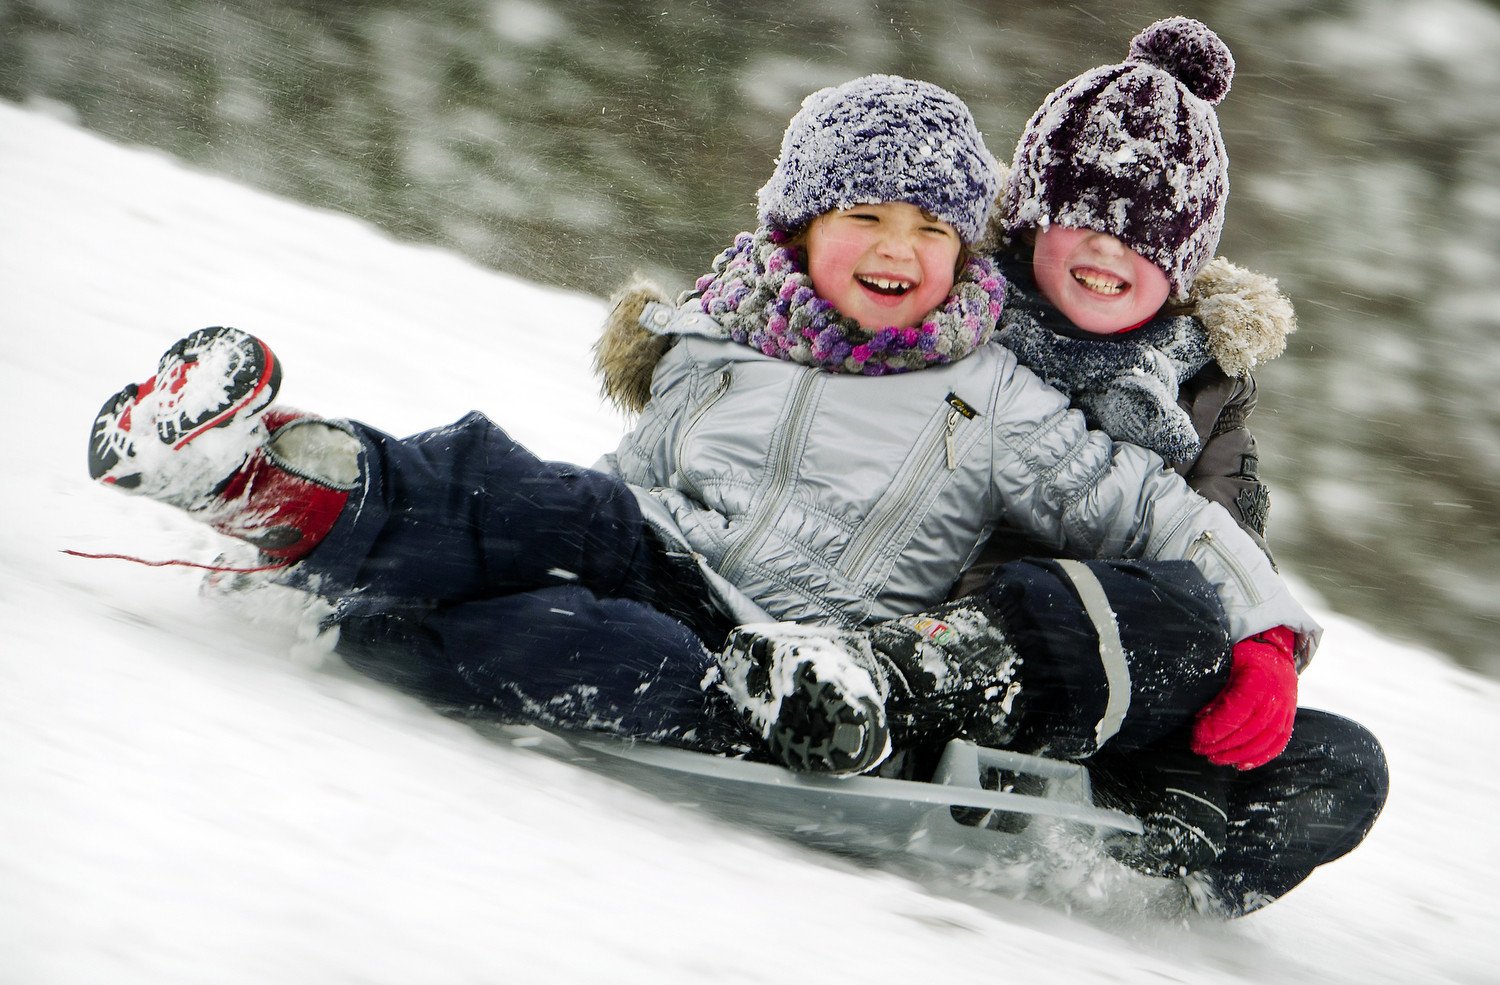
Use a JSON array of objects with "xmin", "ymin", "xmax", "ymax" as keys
[
  {"xmin": 943, "ymin": 408, "xmax": 962, "ymax": 470},
  {"xmin": 1187, "ymin": 529, "xmax": 1263, "ymax": 607},
  {"xmin": 839, "ymin": 408, "xmax": 955, "ymax": 581},
  {"xmin": 672, "ymin": 369, "xmax": 732, "ymax": 493},
  {"xmin": 717, "ymin": 369, "xmax": 818, "ymax": 580}
]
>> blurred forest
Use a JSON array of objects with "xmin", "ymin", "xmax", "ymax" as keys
[{"xmin": 3, "ymin": 0, "xmax": 1497, "ymax": 674}]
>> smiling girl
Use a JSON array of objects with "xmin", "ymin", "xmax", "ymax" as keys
[{"xmin": 803, "ymin": 202, "xmax": 963, "ymax": 332}]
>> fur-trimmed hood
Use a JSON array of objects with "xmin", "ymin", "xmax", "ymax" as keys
[
  {"xmin": 595, "ymin": 280, "xmax": 678, "ymax": 415},
  {"xmin": 594, "ymin": 248, "xmax": 1295, "ymax": 417}
]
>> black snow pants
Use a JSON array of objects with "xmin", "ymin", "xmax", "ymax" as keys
[{"xmin": 959, "ymin": 557, "xmax": 1388, "ymax": 916}]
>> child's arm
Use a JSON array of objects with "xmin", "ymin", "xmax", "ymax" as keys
[
  {"xmin": 1172, "ymin": 255, "xmax": 1296, "ymax": 559},
  {"xmin": 1178, "ymin": 366, "xmax": 1274, "ymax": 561},
  {"xmin": 983, "ymin": 350, "xmax": 1318, "ymax": 654}
]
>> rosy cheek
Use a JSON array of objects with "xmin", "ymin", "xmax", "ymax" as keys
[
  {"xmin": 916, "ymin": 277, "xmax": 952, "ymax": 313},
  {"xmin": 1134, "ymin": 258, "xmax": 1171, "ymax": 310},
  {"xmin": 807, "ymin": 252, "xmax": 844, "ymax": 303}
]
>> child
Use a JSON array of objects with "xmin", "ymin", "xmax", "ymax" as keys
[
  {"xmin": 90, "ymin": 74, "xmax": 1318, "ymax": 834},
  {"xmin": 976, "ymin": 17, "xmax": 1389, "ymax": 914}
]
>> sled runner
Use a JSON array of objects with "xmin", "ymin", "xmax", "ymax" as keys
[{"xmin": 521, "ymin": 730, "xmax": 1142, "ymax": 866}]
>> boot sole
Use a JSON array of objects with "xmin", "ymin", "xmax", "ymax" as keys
[
  {"xmin": 88, "ymin": 327, "xmax": 281, "ymax": 484},
  {"xmin": 768, "ymin": 663, "xmax": 890, "ymax": 776},
  {"xmin": 156, "ymin": 327, "xmax": 282, "ymax": 448}
]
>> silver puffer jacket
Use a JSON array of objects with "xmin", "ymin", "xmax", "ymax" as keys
[{"xmin": 595, "ymin": 296, "xmax": 1319, "ymax": 650}]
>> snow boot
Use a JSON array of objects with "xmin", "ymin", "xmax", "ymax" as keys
[
  {"xmin": 88, "ymin": 327, "xmax": 360, "ymax": 562},
  {"xmin": 866, "ymin": 594, "xmax": 1024, "ymax": 750},
  {"xmin": 89, "ymin": 326, "xmax": 282, "ymax": 503},
  {"xmin": 716, "ymin": 624, "xmax": 892, "ymax": 776},
  {"xmin": 206, "ymin": 409, "xmax": 361, "ymax": 560}
]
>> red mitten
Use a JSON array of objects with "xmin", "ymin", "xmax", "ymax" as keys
[{"xmin": 1191, "ymin": 625, "xmax": 1298, "ymax": 770}]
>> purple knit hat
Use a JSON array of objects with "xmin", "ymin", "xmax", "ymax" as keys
[
  {"xmin": 1002, "ymin": 17, "xmax": 1235, "ymax": 298},
  {"xmin": 757, "ymin": 75, "xmax": 999, "ymax": 245}
]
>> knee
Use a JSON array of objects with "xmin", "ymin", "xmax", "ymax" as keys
[
  {"xmin": 1290, "ymin": 708, "xmax": 1390, "ymax": 844},
  {"xmin": 1297, "ymin": 710, "xmax": 1388, "ymax": 790}
]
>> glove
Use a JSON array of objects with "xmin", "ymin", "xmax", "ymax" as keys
[{"xmin": 1190, "ymin": 625, "xmax": 1298, "ymax": 770}]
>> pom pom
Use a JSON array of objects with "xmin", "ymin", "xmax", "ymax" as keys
[{"xmin": 1127, "ymin": 16, "xmax": 1234, "ymax": 104}]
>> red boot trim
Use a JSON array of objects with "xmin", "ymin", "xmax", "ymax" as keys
[{"xmin": 210, "ymin": 434, "xmax": 350, "ymax": 562}]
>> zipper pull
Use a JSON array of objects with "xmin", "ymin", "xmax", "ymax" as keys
[{"xmin": 942, "ymin": 392, "xmax": 977, "ymax": 472}]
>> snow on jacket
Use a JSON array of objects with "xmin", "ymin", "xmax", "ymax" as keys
[{"xmin": 593, "ymin": 286, "xmax": 1318, "ymax": 651}]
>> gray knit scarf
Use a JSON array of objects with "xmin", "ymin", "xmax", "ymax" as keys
[
  {"xmin": 688, "ymin": 227, "xmax": 1006, "ymax": 375},
  {"xmin": 996, "ymin": 276, "xmax": 1213, "ymax": 464}
]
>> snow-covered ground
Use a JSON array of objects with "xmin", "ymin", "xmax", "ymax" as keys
[{"xmin": 2, "ymin": 100, "xmax": 1495, "ymax": 984}]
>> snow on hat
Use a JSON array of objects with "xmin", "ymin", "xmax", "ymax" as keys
[
  {"xmin": 757, "ymin": 74, "xmax": 999, "ymax": 245},
  {"xmin": 1002, "ymin": 17, "xmax": 1235, "ymax": 297}
]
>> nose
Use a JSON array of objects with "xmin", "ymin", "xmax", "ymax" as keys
[
  {"xmin": 875, "ymin": 228, "xmax": 917, "ymax": 260},
  {"xmin": 1087, "ymin": 231, "xmax": 1127, "ymax": 256}
]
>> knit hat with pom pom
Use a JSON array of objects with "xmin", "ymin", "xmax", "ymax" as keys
[
  {"xmin": 1002, "ymin": 17, "xmax": 1235, "ymax": 297},
  {"xmin": 757, "ymin": 75, "xmax": 999, "ymax": 245}
]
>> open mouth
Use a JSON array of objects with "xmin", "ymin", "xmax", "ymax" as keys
[
  {"xmin": 857, "ymin": 274, "xmax": 915, "ymax": 297},
  {"xmin": 1071, "ymin": 268, "xmax": 1128, "ymax": 297}
]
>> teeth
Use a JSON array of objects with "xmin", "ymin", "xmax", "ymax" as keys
[
  {"xmin": 858, "ymin": 275, "xmax": 914, "ymax": 294},
  {"xmin": 1073, "ymin": 271, "xmax": 1125, "ymax": 295}
]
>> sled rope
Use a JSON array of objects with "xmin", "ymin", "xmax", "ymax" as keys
[{"xmin": 62, "ymin": 549, "xmax": 293, "ymax": 574}]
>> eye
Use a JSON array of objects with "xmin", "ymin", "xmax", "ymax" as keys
[{"xmin": 846, "ymin": 211, "xmax": 881, "ymax": 223}]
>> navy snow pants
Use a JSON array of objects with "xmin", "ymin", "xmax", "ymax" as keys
[{"xmin": 292, "ymin": 412, "xmax": 740, "ymax": 748}]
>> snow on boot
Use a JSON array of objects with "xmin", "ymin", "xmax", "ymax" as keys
[
  {"xmin": 716, "ymin": 624, "xmax": 892, "ymax": 776},
  {"xmin": 88, "ymin": 327, "xmax": 359, "ymax": 562},
  {"xmin": 203, "ymin": 409, "xmax": 360, "ymax": 561},
  {"xmin": 866, "ymin": 596, "xmax": 1024, "ymax": 749},
  {"xmin": 88, "ymin": 326, "xmax": 282, "ymax": 507}
]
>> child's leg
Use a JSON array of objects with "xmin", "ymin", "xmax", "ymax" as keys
[
  {"xmin": 1093, "ymin": 710, "xmax": 1386, "ymax": 917},
  {"xmin": 302, "ymin": 411, "xmax": 717, "ymax": 629},
  {"xmin": 332, "ymin": 586, "xmax": 745, "ymax": 753},
  {"xmin": 716, "ymin": 558, "xmax": 1230, "ymax": 777},
  {"xmin": 1202, "ymin": 709, "xmax": 1388, "ymax": 916},
  {"xmin": 1087, "ymin": 734, "xmax": 1236, "ymax": 878},
  {"xmin": 859, "ymin": 558, "xmax": 1231, "ymax": 756},
  {"xmin": 91, "ymin": 330, "xmax": 728, "ymax": 645},
  {"xmin": 984, "ymin": 558, "xmax": 1233, "ymax": 758}
]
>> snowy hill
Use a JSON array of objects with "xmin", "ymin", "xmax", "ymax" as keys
[{"xmin": 2, "ymin": 101, "xmax": 1495, "ymax": 984}]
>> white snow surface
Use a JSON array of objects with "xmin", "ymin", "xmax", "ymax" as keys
[{"xmin": 3, "ymin": 101, "xmax": 1496, "ymax": 983}]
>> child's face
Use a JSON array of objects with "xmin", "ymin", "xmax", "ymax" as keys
[
  {"xmin": 1030, "ymin": 226, "xmax": 1171, "ymax": 335},
  {"xmin": 806, "ymin": 202, "xmax": 961, "ymax": 331}
]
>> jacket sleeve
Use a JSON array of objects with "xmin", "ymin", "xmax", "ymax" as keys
[
  {"xmin": 984, "ymin": 352, "xmax": 1320, "ymax": 654},
  {"xmin": 1177, "ymin": 368, "xmax": 1275, "ymax": 563}
]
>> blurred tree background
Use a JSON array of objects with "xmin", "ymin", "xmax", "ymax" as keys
[{"xmin": 4, "ymin": 0, "xmax": 1497, "ymax": 674}]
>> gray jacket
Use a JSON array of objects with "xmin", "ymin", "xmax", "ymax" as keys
[{"xmin": 597, "ymin": 298, "xmax": 1319, "ymax": 650}]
